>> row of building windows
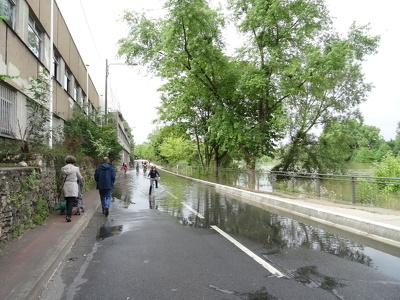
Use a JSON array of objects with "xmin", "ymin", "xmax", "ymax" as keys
[
  {"xmin": 1, "ymin": 0, "xmax": 97, "ymax": 139},
  {"xmin": 2, "ymin": 0, "xmax": 93, "ymax": 115},
  {"xmin": 0, "ymin": 0, "xmax": 16, "ymax": 28}
]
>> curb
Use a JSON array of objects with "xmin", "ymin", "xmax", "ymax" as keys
[{"xmin": 21, "ymin": 190, "xmax": 101, "ymax": 300}]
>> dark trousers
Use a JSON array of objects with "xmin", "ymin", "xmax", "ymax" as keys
[{"xmin": 65, "ymin": 197, "xmax": 76, "ymax": 217}]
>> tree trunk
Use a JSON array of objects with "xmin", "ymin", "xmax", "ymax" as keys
[
  {"xmin": 213, "ymin": 153, "xmax": 219, "ymax": 177},
  {"xmin": 244, "ymin": 151, "xmax": 256, "ymax": 189}
]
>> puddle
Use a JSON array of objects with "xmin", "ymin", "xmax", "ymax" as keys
[
  {"xmin": 208, "ymin": 285, "xmax": 279, "ymax": 300},
  {"xmin": 291, "ymin": 266, "xmax": 346, "ymax": 299},
  {"xmin": 96, "ymin": 225, "xmax": 123, "ymax": 241}
]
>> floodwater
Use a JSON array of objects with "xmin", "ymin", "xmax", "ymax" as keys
[{"xmin": 111, "ymin": 169, "xmax": 400, "ymax": 282}]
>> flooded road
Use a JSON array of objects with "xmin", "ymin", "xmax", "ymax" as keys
[
  {"xmin": 41, "ymin": 167, "xmax": 400, "ymax": 300},
  {"xmin": 113, "ymin": 168, "xmax": 400, "ymax": 283}
]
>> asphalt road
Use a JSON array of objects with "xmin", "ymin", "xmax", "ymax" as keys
[{"xmin": 38, "ymin": 169, "xmax": 400, "ymax": 300}]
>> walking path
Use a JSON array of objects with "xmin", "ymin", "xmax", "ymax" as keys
[{"xmin": 0, "ymin": 172, "xmax": 399, "ymax": 300}]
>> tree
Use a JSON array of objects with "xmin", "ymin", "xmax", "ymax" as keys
[
  {"xmin": 233, "ymin": 7, "xmax": 381, "ymax": 172},
  {"xmin": 17, "ymin": 70, "xmax": 52, "ymax": 152},
  {"xmin": 388, "ymin": 121, "xmax": 400, "ymax": 157},
  {"xmin": 118, "ymin": 0, "xmax": 234, "ymax": 176},
  {"xmin": 134, "ymin": 142, "xmax": 153, "ymax": 160},
  {"xmin": 159, "ymin": 136, "xmax": 197, "ymax": 164},
  {"xmin": 119, "ymin": 0, "xmax": 379, "ymax": 181},
  {"xmin": 63, "ymin": 107, "xmax": 122, "ymax": 162}
]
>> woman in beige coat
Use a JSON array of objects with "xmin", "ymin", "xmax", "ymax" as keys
[{"xmin": 61, "ymin": 156, "xmax": 82, "ymax": 222}]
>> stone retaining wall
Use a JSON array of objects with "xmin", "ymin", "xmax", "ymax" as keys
[{"xmin": 0, "ymin": 166, "xmax": 57, "ymax": 244}]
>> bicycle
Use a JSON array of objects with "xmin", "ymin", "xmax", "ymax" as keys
[{"xmin": 148, "ymin": 177, "xmax": 159, "ymax": 209}]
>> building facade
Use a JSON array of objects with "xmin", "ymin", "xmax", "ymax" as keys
[
  {"xmin": 112, "ymin": 110, "xmax": 132, "ymax": 166},
  {"xmin": 1, "ymin": 0, "xmax": 99, "ymax": 143}
]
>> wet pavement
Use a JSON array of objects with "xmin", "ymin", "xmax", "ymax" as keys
[{"xmin": 1, "ymin": 167, "xmax": 400, "ymax": 299}]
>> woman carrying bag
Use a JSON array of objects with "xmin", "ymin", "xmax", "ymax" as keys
[{"xmin": 61, "ymin": 156, "xmax": 82, "ymax": 222}]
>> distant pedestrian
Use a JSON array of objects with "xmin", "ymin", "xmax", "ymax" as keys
[
  {"xmin": 94, "ymin": 157, "xmax": 116, "ymax": 217},
  {"xmin": 123, "ymin": 163, "xmax": 128, "ymax": 174},
  {"xmin": 61, "ymin": 155, "xmax": 82, "ymax": 222}
]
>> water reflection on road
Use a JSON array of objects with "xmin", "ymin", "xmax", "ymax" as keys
[{"xmin": 112, "ymin": 168, "xmax": 400, "ymax": 281}]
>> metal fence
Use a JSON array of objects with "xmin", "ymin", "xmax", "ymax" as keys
[{"xmin": 162, "ymin": 164, "xmax": 400, "ymax": 209}]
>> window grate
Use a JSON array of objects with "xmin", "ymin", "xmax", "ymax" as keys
[{"xmin": 0, "ymin": 84, "xmax": 16, "ymax": 136}]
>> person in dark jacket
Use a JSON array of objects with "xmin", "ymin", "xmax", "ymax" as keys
[
  {"xmin": 94, "ymin": 157, "xmax": 116, "ymax": 217},
  {"xmin": 147, "ymin": 165, "xmax": 160, "ymax": 195}
]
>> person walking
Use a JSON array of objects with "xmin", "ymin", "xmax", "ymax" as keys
[
  {"xmin": 123, "ymin": 163, "xmax": 128, "ymax": 174},
  {"xmin": 94, "ymin": 157, "xmax": 116, "ymax": 217},
  {"xmin": 61, "ymin": 155, "xmax": 82, "ymax": 222}
]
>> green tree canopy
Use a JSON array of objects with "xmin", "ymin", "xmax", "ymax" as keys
[{"xmin": 118, "ymin": 0, "xmax": 380, "ymax": 178}]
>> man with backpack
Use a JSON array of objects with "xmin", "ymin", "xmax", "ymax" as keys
[{"xmin": 94, "ymin": 157, "xmax": 116, "ymax": 217}]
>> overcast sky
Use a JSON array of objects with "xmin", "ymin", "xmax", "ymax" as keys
[{"xmin": 56, "ymin": 0, "xmax": 400, "ymax": 144}]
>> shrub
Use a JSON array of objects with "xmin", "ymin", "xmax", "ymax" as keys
[{"xmin": 373, "ymin": 153, "xmax": 400, "ymax": 192}]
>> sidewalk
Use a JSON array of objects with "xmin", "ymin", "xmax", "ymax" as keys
[{"xmin": 1, "ymin": 176, "xmax": 400, "ymax": 300}]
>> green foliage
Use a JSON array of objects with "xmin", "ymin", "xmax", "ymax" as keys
[
  {"xmin": 17, "ymin": 70, "xmax": 52, "ymax": 153},
  {"xmin": 119, "ymin": 0, "xmax": 236, "ymax": 172},
  {"xmin": 63, "ymin": 107, "xmax": 122, "ymax": 162},
  {"xmin": 0, "ymin": 74, "xmax": 16, "ymax": 81},
  {"xmin": 143, "ymin": 126, "xmax": 187, "ymax": 162},
  {"xmin": 33, "ymin": 197, "xmax": 49, "ymax": 225},
  {"xmin": 134, "ymin": 142, "xmax": 153, "ymax": 160},
  {"xmin": 11, "ymin": 224, "xmax": 24, "ymax": 239},
  {"xmin": 159, "ymin": 136, "xmax": 197, "ymax": 164},
  {"xmin": 387, "ymin": 121, "xmax": 400, "ymax": 157},
  {"xmin": 355, "ymin": 180, "xmax": 379, "ymax": 206},
  {"xmin": 373, "ymin": 153, "xmax": 400, "ymax": 192},
  {"xmin": 119, "ymin": 0, "xmax": 380, "ymax": 178}
]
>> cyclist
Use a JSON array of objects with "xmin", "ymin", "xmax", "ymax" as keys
[{"xmin": 147, "ymin": 165, "xmax": 160, "ymax": 195}]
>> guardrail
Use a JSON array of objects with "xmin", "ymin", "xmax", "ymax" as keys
[
  {"xmin": 269, "ymin": 171, "xmax": 400, "ymax": 204},
  {"xmin": 161, "ymin": 164, "xmax": 400, "ymax": 208}
]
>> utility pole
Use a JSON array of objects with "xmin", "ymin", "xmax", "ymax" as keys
[
  {"xmin": 105, "ymin": 59, "xmax": 109, "ymax": 116},
  {"xmin": 104, "ymin": 59, "xmax": 136, "ymax": 116}
]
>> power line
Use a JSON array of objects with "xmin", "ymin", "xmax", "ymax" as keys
[{"xmin": 78, "ymin": 0, "xmax": 103, "ymax": 65}]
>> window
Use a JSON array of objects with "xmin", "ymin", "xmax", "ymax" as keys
[
  {"xmin": 0, "ymin": 83, "xmax": 16, "ymax": 136},
  {"xmin": 79, "ymin": 92, "xmax": 85, "ymax": 107},
  {"xmin": 53, "ymin": 53, "xmax": 60, "ymax": 82},
  {"xmin": 28, "ymin": 15, "xmax": 43, "ymax": 58},
  {"xmin": 64, "ymin": 69, "xmax": 71, "ymax": 94},
  {"xmin": 73, "ymin": 83, "xmax": 78, "ymax": 101},
  {"xmin": 82, "ymin": 94, "xmax": 88, "ymax": 114},
  {"xmin": 0, "ymin": 0, "xmax": 16, "ymax": 28}
]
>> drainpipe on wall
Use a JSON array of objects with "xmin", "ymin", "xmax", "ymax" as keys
[{"xmin": 48, "ymin": 0, "xmax": 54, "ymax": 148}]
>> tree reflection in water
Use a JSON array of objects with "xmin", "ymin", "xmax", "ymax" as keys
[{"xmin": 164, "ymin": 183, "xmax": 374, "ymax": 268}]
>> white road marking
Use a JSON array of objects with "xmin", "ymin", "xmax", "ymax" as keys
[
  {"xmin": 166, "ymin": 191, "xmax": 178, "ymax": 199},
  {"xmin": 176, "ymin": 200, "xmax": 285, "ymax": 278},
  {"xmin": 211, "ymin": 225, "xmax": 286, "ymax": 278},
  {"xmin": 166, "ymin": 191, "xmax": 205, "ymax": 219},
  {"xmin": 182, "ymin": 203, "xmax": 205, "ymax": 219}
]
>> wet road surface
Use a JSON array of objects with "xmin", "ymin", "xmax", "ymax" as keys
[{"xmin": 39, "ymin": 168, "xmax": 400, "ymax": 300}]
